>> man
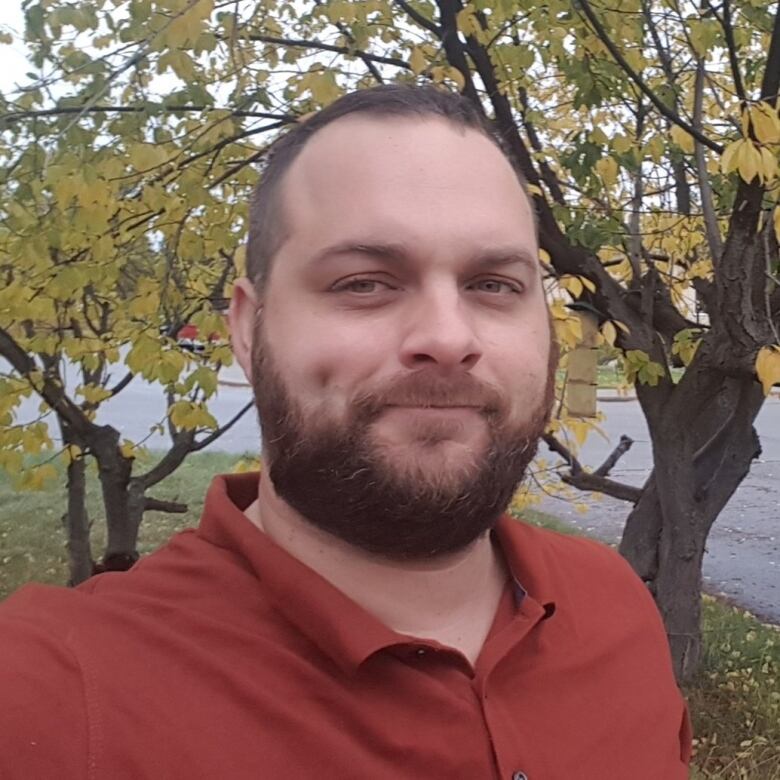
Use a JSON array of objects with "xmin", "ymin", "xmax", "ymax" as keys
[{"xmin": 0, "ymin": 85, "xmax": 691, "ymax": 779}]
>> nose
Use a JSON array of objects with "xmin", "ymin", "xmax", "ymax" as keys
[{"xmin": 399, "ymin": 285, "xmax": 482, "ymax": 373}]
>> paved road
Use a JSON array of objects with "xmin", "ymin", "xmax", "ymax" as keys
[
  {"xmin": 538, "ymin": 396, "xmax": 780, "ymax": 625},
  {"xmin": 6, "ymin": 359, "xmax": 779, "ymax": 623}
]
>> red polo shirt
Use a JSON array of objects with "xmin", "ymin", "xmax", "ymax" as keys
[{"xmin": 0, "ymin": 473, "xmax": 691, "ymax": 779}]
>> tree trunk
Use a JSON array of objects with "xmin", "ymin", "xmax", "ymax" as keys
[
  {"xmin": 619, "ymin": 366, "xmax": 764, "ymax": 681},
  {"xmin": 63, "ymin": 452, "xmax": 94, "ymax": 586},
  {"xmin": 93, "ymin": 428, "xmax": 140, "ymax": 572}
]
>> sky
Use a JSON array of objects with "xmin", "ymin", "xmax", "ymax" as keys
[{"xmin": 0, "ymin": 2, "xmax": 30, "ymax": 94}]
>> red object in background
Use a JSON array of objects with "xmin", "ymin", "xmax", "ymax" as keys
[
  {"xmin": 176, "ymin": 323, "xmax": 200, "ymax": 341},
  {"xmin": 177, "ymin": 324, "xmax": 222, "ymax": 342}
]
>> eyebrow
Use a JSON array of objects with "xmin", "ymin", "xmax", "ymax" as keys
[{"xmin": 308, "ymin": 240, "xmax": 539, "ymax": 274}]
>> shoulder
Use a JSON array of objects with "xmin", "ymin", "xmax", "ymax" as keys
[
  {"xmin": 0, "ymin": 585, "xmax": 91, "ymax": 777},
  {"xmin": 498, "ymin": 515, "xmax": 663, "ymax": 628}
]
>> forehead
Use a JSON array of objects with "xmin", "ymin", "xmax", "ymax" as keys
[{"xmin": 275, "ymin": 114, "xmax": 536, "ymax": 263}]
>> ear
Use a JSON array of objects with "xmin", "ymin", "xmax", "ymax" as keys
[{"xmin": 228, "ymin": 277, "xmax": 260, "ymax": 384}]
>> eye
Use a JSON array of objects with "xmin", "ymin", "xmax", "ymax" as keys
[
  {"xmin": 470, "ymin": 278, "xmax": 523, "ymax": 294},
  {"xmin": 330, "ymin": 276, "xmax": 397, "ymax": 294}
]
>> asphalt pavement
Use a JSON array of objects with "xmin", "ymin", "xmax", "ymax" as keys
[{"xmin": 537, "ymin": 394, "xmax": 780, "ymax": 625}]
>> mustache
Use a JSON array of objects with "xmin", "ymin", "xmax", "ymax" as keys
[{"xmin": 350, "ymin": 372, "xmax": 506, "ymax": 419}]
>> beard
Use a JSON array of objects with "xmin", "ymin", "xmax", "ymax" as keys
[{"xmin": 251, "ymin": 323, "xmax": 556, "ymax": 561}]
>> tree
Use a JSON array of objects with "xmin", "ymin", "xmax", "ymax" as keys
[
  {"xmin": 0, "ymin": 38, "xmax": 254, "ymax": 582},
  {"xmin": 1, "ymin": 0, "xmax": 778, "ymax": 679}
]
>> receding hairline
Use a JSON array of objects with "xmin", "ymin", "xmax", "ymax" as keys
[
  {"xmin": 268, "ymin": 113, "xmax": 531, "ymax": 265},
  {"xmin": 246, "ymin": 88, "xmax": 536, "ymax": 289}
]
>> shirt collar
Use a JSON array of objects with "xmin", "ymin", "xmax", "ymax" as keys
[{"xmin": 197, "ymin": 473, "xmax": 554, "ymax": 674}]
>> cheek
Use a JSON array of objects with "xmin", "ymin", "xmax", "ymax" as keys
[{"xmin": 265, "ymin": 313, "xmax": 395, "ymax": 398}]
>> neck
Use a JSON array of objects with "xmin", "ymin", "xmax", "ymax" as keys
[{"xmin": 244, "ymin": 474, "xmax": 509, "ymax": 664}]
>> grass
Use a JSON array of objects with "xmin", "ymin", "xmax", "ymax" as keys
[{"xmin": 1, "ymin": 453, "xmax": 778, "ymax": 777}]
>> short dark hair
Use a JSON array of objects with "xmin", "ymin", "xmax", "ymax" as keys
[{"xmin": 246, "ymin": 84, "xmax": 529, "ymax": 289}]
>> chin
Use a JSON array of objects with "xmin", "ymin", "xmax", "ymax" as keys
[{"xmin": 374, "ymin": 440, "xmax": 484, "ymax": 490}]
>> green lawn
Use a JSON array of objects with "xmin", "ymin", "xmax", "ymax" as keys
[{"xmin": 1, "ymin": 453, "xmax": 778, "ymax": 778}]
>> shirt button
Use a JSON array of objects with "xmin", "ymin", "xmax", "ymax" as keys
[
  {"xmin": 512, "ymin": 772, "xmax": 528, "ymax": 780},
  {"xmin": 416, "ymin": 648, "xmax": 426, "ymax": 656}
]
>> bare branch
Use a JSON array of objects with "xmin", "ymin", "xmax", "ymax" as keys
[
  {"xmin": 562, "ymin": 472, "xmax": 643, "ymax": 503},
  {"xmin": 543, "ymin": 432, "xmax": 583, "ymax": 474},
  {"xmin": 594, "ymin": 434, "xmax": 634, "ymax": 476},
  {"xmin": 543, "ymin": 432, "xmax": 641, "ymax": 502},
  {"xmin": 144, "ymin": 497, "xmax": 188, "ymax": 514},
  {"xmin": 108, "ymin": 370, "xmax": 135, "ymax": 398}
]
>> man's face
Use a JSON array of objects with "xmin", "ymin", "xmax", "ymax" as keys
[{"xmin": 234, "ymin": 115, "xmax": 555, "ymax": 559}]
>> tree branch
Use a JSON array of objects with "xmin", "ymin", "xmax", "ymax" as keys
[
  {"xmin": 191, "ymin": 401, "xmax": 254, "ymax": 452},
  {"xmin": 760, "ymin": 0, "xmax": 780, "ymax": 103},
  {"xmin": 562, "ymin": 472, "xmax": 643, "ymax": 503},
  {"xmin": 336, "ymin": 23, "xmax": 385, "ymax": 83},
  {"xmin": 393, "ymin": 0, "xmax": 442, "ymax": 34},
  {"xmin": 712, "ymin": 0, "xmax": 747, "ymax": 102},
  {"xmin": 238, "ymin": 32, "xmax": 411, "ymax": 69},
  {"xmin": 0, "ymin": 105, "xmax": 295, "ymax": 126},
  {"xmin": 517, "ymin": 86, "xmax": 567, "ymax": 206},
  {"xmin": 0, "ymin": 326, "xmax": 93, "ymax": 436},
  {"xmin": 693, "ymin": 58, "xmax": 723, "ymax": 265},
  {"xmin": 436, "ymin": 0, "xmax": 483, "ymax": 104},
  {"xmin": 543, "ymin": 432, "xmax": 642, "ymax": 503},
  {"xmin": 108, "ymin": 370, "xmax": 135, "ymax": 398},
  {"xmin": 543, "ymin": 432, "xmax": 583, "ymax": 474},
  {"xmin": 594, "ymin": 434, "xmax": 635, "ymax": 476},
  {"xmin": 575, "ymin": 0, "xmax": 723, "ymax": 153},
  {"xmin": 144, "ymin": 496, "xmax": 188, "ymax": 514}
]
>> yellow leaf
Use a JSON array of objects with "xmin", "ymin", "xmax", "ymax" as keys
[
  {"xmin": 538, "ymin": 248, "xmax": 551, "ymax": 265},
  {"xmin": 750, "ymin": 102, "xmax": 780, "ymax": 145},
  {"xmin": 759, "ymin": 147, "xmax": 778, "ymax": 182},
  {"xmin": 120, "ymin": 440, "xmax": 136, "ymax": 459},
  {"xmin": 612, "ymin": 135, "xmax": 633, "ymax": 154},
  {"xmin": 445, "ymin": 66, "xmax": 465, "ymax": 92},
  {"xmin": 613, "ymin": 320, "xmax": 631, "ymax": 335},
  {"xmin": 737, "ymin": 140, "xmax": 763, "ymax": 183},
  {"xmin": 595, "ymin": 156, "xmax": 619, "ymax": 186},
  {"xmin": 579, "ymin": 275, "xmax": 596, "ymax": 293},
  {"xmin": 670, "ymin": 125, "xmax": 695, "ymax": 154},
  {"xmin": 774, "ymin": 207, "xmax": 780, "ymax": 243},
  {"xmin": 129, "ymin": 143, "xmax": 168, "ymax": 172},
  {"xmin": 720, "ymin": 139, "xmax": 743, "ymax": 174},
  {"xmin": 409, "ymin": 47, "xmax": 427, "ymax": 75},
  {"xmin": 560, "ymin": 275, "xmax": 584, "ymax": 298},
  {"xmin": 645, "ymin": 135, "xmax": 665, "ymax": 163},
  {"xmin": 755, "ymin": 346, "xmax": 780, "ymax": 395},
  {"xmin": 456, "ymin": 8, "xmax": 481, "ymax": 36},
  {"xmin": 566, "ymin": 418, "xmax": 591, "ymax": 447},
  {"xmin": 526, "ymin": 183, "xmax": 543, "ymax": 197},
  {"xmin": 602, "ymin": 320, "xmax": 617, "ymax": 347}
]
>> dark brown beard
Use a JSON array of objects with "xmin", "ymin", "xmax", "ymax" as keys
[{"xmin": 251, "ymin": 321, "xmax": 556, "ymax": 560}]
